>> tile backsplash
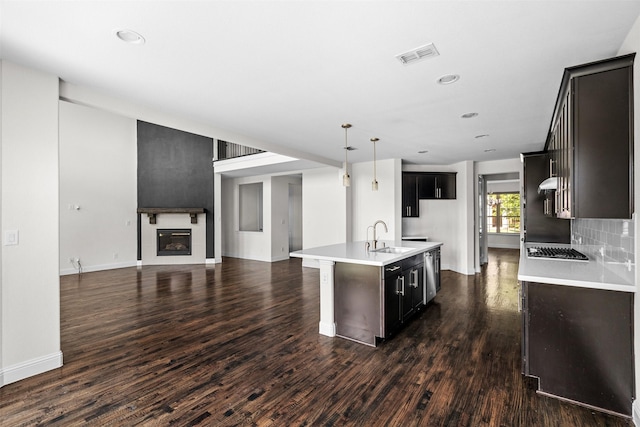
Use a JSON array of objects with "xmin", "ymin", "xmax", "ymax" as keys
[{"xmin": 572, "ymin": 217, "xmax": 635, "ymax": 262}]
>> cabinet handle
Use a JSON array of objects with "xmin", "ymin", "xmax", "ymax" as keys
[
  {"xmin": 396, "ymin": 276, "xmax": 405, "ymax": 296},
  {"xmin": 411, "ymin": 269, "xmax": 418, "ymax": 288},
  {"xmin": 386, "ymin": 266, "xmax": 400, "ymax": 272},
  {"xmin": 409, "ymin": 206, "xmax": 411, "ymax": 216}
]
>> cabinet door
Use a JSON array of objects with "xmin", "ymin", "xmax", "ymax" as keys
[
  {"xmin": 402, "ymin": 173, "xmax": 419, "ymax": 217},
  {"xmin": 409, "ymin": 262, "xmax": 424, "ymax": 309},
  {"xmin": 573, "ymin": 66, "xmax": 632, "ymax": 219},
  {"xmin": 438, "ymin": 173, "xmax": 456, "ymax": 199},
  {"xmin": 383, "ymin": 264, "xmax": 402, "ymax": 337},
  {"xmin": 418, "ymin": 174, "xmax": 436, "ymax": 199},
  {"xmin": 401, "ymin": 268, "xmax": 413, "ymax": 321},
  {"xmin": 525, "ymin": 282, "xmax": 633, "ymax": 416}
]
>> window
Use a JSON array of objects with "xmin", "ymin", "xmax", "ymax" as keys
[
  {"xmin": 239, "ymin": 183, "xmax": 263, "ymax": 231},
  {"xmin": 487, "ymin": 192, "xmax": 520, "ymax": 233}
]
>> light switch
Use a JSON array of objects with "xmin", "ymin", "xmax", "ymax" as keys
[{"xmin": 4, "ymin": 230, "xmax": 19, "ymax": 246}]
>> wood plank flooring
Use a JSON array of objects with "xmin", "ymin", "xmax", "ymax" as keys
[{"xmin": 0, "ymin": 249, "xmax": 632, "ymax": 426}]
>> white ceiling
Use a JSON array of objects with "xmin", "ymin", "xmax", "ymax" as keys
[{"xmin": 1, "ymin": 1, "xmax": 639, "ymax": 167}]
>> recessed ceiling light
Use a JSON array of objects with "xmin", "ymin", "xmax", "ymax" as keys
[
  {"xmin": 484, "ymin": 149, "xmax": 496, "ymax": 153},
  {"xmin": 461, "ymin": 112, "xmax": 478, "ymax": 119},
  {"xmin": 437, "ymin": 74, "xmax": 460, "ymax": 85},
  {"xmin": 418, "ymin": 150, "xmax": 429, "ymax": 154},
  {"xmin": 115, "ymin": 29, "xmax": 145, "ymax": 44},
  {"xmin": 475, "ymin": 134, "xmax": 490, "ymax": 139}
]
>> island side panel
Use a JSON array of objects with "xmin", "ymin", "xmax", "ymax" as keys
[
  {"xmin": 334, "ymin": 263, "xmax": 382, "ymax": 346},
  {"xmin": 318, "ymin": 260, "xmax": 336, "ymax": 337}
]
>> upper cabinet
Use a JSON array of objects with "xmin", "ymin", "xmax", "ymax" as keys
[
  {"xmin": 418, "ymin": 173, "xmax": 457, "ymax": 200},
  {"xmin": 545, "ymin": 53, "xmax": 635, "ymax": 219},
  {"xmin": 402, "ymin": 172, "xmax": 457, "ymax": 217},
  {"xmin": 402, "ymin": 173, "xmax": 419, "ymax": 217}
]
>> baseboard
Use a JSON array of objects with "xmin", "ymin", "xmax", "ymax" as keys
[
  {"xmin": 1, "ymin": 351, "xmax": 63, "ymax": 387},
  {"xmin": 60, "ymin": 260, "xmax": 138, "ymax": 276},
  {"xmin": 633, "ymin": 399, "xmax": 640, "ymax": 426},
  {"xmin": 488, "ymin": 243, "xmax": 520, "ymax": 249}
]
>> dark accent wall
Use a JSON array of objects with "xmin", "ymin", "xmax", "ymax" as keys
[{"xmin": 137, "ymin": 121, "xmax": 214, "ymax": 259}]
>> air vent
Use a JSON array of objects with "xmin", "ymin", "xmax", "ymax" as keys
[{"xmin": 396, "ymin": 43, "xmax": 439, "ymax": 65}]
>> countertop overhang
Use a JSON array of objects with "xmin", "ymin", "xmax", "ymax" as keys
[
  {"xmin": 290, "ymin": 240, "xmax": 442, "ymax": 266},
  {"xmin": 517, "ymin": 243, "xmax": 635, "ymax": 293}
]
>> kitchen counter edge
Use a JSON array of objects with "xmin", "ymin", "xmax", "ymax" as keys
[
  {"xmin": 290, "ymin": 241, "xmax": 443, "ymax": 266},
  {"xmin": 517, "ymin": 243, "xmax": 636, "ymax": 293}
]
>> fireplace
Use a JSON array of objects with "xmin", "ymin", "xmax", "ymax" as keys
[
  {"xmin": 157, "ymin": 229, "xmax": 192, "ymax": 256},
  {"xmin": 138, "ymin": 208, "xmax": 206, "ymax": 265}
]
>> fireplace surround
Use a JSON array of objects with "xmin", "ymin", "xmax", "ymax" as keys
[{"xmin": 138, "ymin": 208, "xmax": 206, "ymax": 265}]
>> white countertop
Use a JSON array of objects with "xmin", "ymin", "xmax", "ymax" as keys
[
  {"xmin": 517, "ymin": 243, "xmax": 636, "ymax": 293},
  {"xmin": 290, "ymin": 240, "xmax": 442, "ymax": 266}
]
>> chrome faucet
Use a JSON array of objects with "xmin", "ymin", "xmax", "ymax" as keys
[{"xmin": 372, "ymin": 220, "xmax": 388, "ymax": 249}]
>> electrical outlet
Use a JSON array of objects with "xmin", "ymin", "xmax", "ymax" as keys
[
  {"xmin": 4, "ymin": 230, "xmax": 19, "ymax": 246},
  {"xmin": 113, "ymin": 253, "xmax": 119, "ymax": 260}
]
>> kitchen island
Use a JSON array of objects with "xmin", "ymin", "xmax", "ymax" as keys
[
  {"xmin": 290, "ymin": 240, "xmax": 442, "ymax": 346},
  {"xmin": 518, "ymin": 243, "xmax": 635, "ymax": 417}
]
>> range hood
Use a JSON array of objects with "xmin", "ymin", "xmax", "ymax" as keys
[{"xmin": 538, "ymin": 177, "xmax": 558, "ymax": 193}]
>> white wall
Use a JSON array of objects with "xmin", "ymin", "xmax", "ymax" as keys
[
  {"xmin": 222, "ymin": 175, "xmax": 272, "ymax": 261},
  {"xmin": 402, "ymin": 161, "xmax": 475, "ymax": 274},
  {"xmin": 0, "ymin": 61, "xmax": 62, "ymax": 386},
  {"xmin": 59, "ymin": 101, "xmax": 137, "ymax": 275},
  {"xmin": 221, "ymin": 173, "xmax": 302, "ymax": 262},
  {"xmin": 351, "ymin": 159, "xmax": 402, "ymax": 242},
  {"xmin": 617, "ymin": 13, "xmax": 640, "ymax": 424},
  {"xmin": 301, "ymin": 167, "xmax": 349, "ymax": 250}
]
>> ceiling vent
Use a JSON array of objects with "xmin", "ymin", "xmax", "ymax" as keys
[{"xmin": 396, "ymin": 43, "xmax": 439, "ymax": 65}]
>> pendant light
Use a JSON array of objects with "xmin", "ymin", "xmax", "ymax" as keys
[
  {"xmin": 371, "ymin": 137, "xmax": 379, "ymax": 191},
  {"xmin": 342, "ymin": 124, "xmax": 352, "ymax": 187}
]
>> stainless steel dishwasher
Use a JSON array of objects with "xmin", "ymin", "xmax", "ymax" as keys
[{"xmin": 424, "ymin": 249, "xmax": 439, "ymax": 302}]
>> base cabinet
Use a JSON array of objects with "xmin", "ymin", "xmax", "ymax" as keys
[
  {"xmin": 334, "ymin": 250, "xmax": 440, "ymax": 346},
  {"xmin": 521, "ymin": 281, "xmax": 634, "ymax": 416}
]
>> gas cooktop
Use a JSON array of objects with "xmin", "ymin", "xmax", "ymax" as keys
[{"xmin": 526, "ymin": 246, "xmax": 589, "ymax": 261}]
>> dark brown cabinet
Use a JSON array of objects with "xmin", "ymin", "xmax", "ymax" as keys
[
  {"xmin": 403, "ymin": 172, "xmax": 457, "ymax": 217},
  {"xmin": 418, "ymin": 173, "xmax": 456, "ymax": 199},
  {"xmin": 383, "ymin": 261, "xmax": 403, "ymax": 336},
  {"xmin": 384, "ymin": 254, "xmax": 425, "ymax": 336},
  {"xmin": 402, "ymin": 173, "xmax": 419, "ymax": 217},
  {"xmin": 544, "ymin": 54, "xmax": 634, "ymax": 219},
  {"xmin": 521, "ymin": 151, "xmax": 570, "ymax": 243},
  {"xmin": 521, "ymin": 282, "xmax": 634, "ymax": 416}
]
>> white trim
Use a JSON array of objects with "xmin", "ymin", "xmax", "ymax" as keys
[
  {"xmin": 319, "ymin": 321, "xmax": 337, "ymax": 337},
  {"xmin": 206, "ymin": 258, "xmax": 219, "ymax": 264},
  {"xmin": 60, "ymin": 260, "xmax": 138, "ymax": 276},
  {"xmin": 488, "ymin": 243, "xmax": 521, "ymax": 249},
  {"xmin": 633, "ymin": 399, "xmax": 640, "ymax": 426},
  {"xmin": 1, "ymin": 351, "xmax": 63, "ymax": 387}
]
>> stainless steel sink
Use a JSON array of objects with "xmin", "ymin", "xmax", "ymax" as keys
[{"xmin": 371, "ymin": 246, "xmax": 413, "ymax": 254}]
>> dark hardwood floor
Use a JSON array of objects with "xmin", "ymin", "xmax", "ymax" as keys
[{"xmin": 0, "ymin": 249, "xmax": 632, "ymax": 426}]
